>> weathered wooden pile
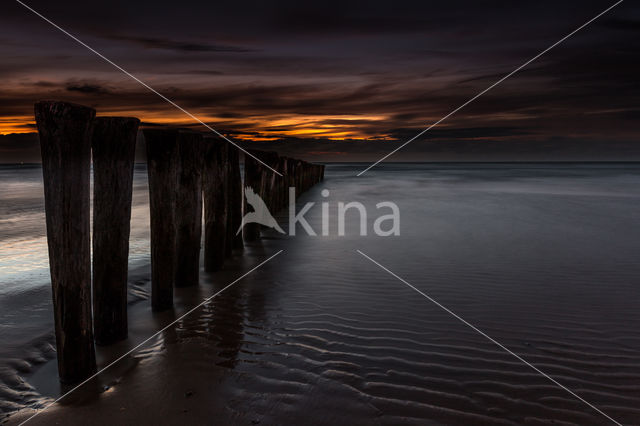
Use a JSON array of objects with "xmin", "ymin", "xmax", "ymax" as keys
[
  {"xmin": 34, "ymin": 101, "xmax": 324, "ymax": 384},
  {"xmin": 243, "ymin": 149, "xmax": 325, "ymax": 240}
]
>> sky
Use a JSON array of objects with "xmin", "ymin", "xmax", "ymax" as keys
[{"xmin": 1, "ymin": 0, "xmax": 639, "ymax": 162}]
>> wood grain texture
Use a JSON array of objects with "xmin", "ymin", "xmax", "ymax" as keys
[
  {"xmin": 144, "ymin": 128, "xmax": 179, "ymax": 310},
  {"xmin": 175, "ymin": 131, "xmax": 205, "ymax": 286},
  {"xmin": 276, "ymin": 156, "xmax": 288, "ymax": 211},
  {"xmin": 35, "ymin": 100, "xmax": 96, "ymax": 383},
  {"xmin": 228, "ymin": 147, "xmax": 244, "ymax": 251},
  {"xmin": 203, "ymin": 138, "xmax": 228, "ymax": 271},
  {"xmin": 258, "ymin": 151, "xmax": 279, "ymax": 214},
  {"xmin": 91, "ymin": 116, "xmax": 139, "ymax": 345},
  {"xmin": 225, "ymin": 147, "xmax": 239, "ymax": 255},
  {"xmin": 242, "ymin": 151, "xmax": 262, "ymax": 241}
]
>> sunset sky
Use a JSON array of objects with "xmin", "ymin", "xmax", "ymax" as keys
[{"xmin": 1, "ymin": 0, "xmax": 639, "ymax": 161}]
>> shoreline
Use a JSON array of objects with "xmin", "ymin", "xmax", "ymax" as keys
[
  {"xmin": 0, "ymin": 261, "xmax": 152, "ymax": 422},
  {"xmin": 4, "ymin": 242, "xmax": 286, "ymax": 425}
]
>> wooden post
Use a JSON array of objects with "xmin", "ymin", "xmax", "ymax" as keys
[
  {"xmin": 259, "ymin": 151, "xmax": 279, "ymax": 213},
  {"xmin": 203, "ymin": 138, "xmax": 228, "ymax": 271},
  {"xmin": 91, "ymin": 117, "xmax": 139, "ymax": 345},
  {"xmin": 228, "ymin": 147, "xmax": 244, "ymax": 251},
  {"xmin": 224, "ymin": 149, "xmax": 233, "ymax": 258},
  {"xmin": 225, "ymin": 146, "xmax": 240, "ymax": 255},
  {"xmin": 296, "ymin": 160, "xmax": 303, "ymax": 194},
  {"xmin": 277, "ymin": 156, "xmax": 288, "ymax": 211},
  {"xmin": 243, "ymin": 150, "xmax": 262, "ymax": 241},
  {"xmin": 175, "ymin": 131, "xmax": 205, "ymax": 286},
  {"xmin": 35, "ymin": 101, "xmax": 96, "ymax": 383},
  {"xmin": 144, "ymin": 129, "xmax": 179, "ymax": 310},
  {"xmin": 302, "ymin": 162, "xmax": 308, "ymax": 192},
  {"xmin": 287, "ymin": 158, "xmax": 297, "ymax": 199}
]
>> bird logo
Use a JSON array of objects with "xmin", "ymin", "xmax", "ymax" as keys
[{"xmin": 237, "ymin": 186, "xmax": 285, "ymax": 235}]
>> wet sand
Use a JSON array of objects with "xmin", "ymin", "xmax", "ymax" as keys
[{"xmin": 4, "ymin": 163, "xmax": 640, "ymax": 425}]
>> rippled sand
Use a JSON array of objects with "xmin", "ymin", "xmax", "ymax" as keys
[{"xmin": 4, "ymin": 163, "xmax": 640, "ymax": 425}]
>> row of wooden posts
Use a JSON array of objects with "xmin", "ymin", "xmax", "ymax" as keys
[{"xmin": 34, "ymin": 101, "xmax": 325, "ymax": 384}]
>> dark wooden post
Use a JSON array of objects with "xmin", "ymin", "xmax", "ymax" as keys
[
  {"xmin": 144, "ymin": 129, "xmax": 179, "ymax": 310},
  {"xmin": 287, "ymin": 158, "xmax": 297, "ymax": 199},
  {"xmin": 203, "ymin": 138, "xmax": 228, "ymax": 271},
  {"xmin": 270, "ymin": 156, "xmax": 280, "ymax": 212},
  {"xmin": 228, "ymin": 147, "xmax": 244, "ymax": 251},
  {"xmin": 243, "ymin": 150, "xmax": 263, "ymax": 241},
  {"xmin": 91, "ymin": 117, "xmax": 139, "ymax": 345},
  {"xmin": 299, "ymin": 161, "xmax": 304, "ymax": 193},
  {"xmin": 225, "ymin": 146, "xmax": 240, "ymax": 255},
  {"xmin": 277, "ymin": 156, "xmax": 288, "ymax": 211},
  {"xmin": 302, "ymin": 162, "xmax": 308, "ymax": 192},
  {"xmin": 259, "ymin": 151, "xmax": 279, "ymax": 212},
  {"xmin": 298, "ymin": 160, "xmax": 304, "ymax": 194},
  {"xmin": 224, "ymin": 149, "xmax": 233, "ymax": 258},
  {"xmin": 296, "ymin": 160, "xmax": 303, "ymax": 194},
  {"xmin": 175, "ymin": 131, "xmax": 205, "ymax": 286},
  {"xmin": 300, "ymin": 162, "xmax": 306, "ymax": 193},
  {"xmin": 35, "ymin": 101, "xmax": 96, "ymax": 383}
]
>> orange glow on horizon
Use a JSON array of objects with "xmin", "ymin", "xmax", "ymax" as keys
[
  {"xmin": 231, "ymin": 114, "xmax": 391, "ymax": 140},
  {"xmin": 0, "ymin": 116, "xmax": 35, "ymax": 134},
  {"xmin": 1, "ymin": 112, "xmax": 392, "ymax": 141}
]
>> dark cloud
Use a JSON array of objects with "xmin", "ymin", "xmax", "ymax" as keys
[
  {"xmin": 106, "ymin": 35, "xmax": 256, "ymax": 53},
  {"xmin": 32, "ymin": 81, "xmax": 58, "ymax": 88},
  {"xmin": 234, "ymin": 137, "xmax": 640, "ymax": 163},
  {"xmin": 182, "ymin": 70, "xmax": 224, "ymax": 75},
  {"xmin": 387, "ymin": 126, "xmax": 534, "ymax": 141},
  {"xmin": 600, "ymin": 18, "xmax": 640, "ymax": 31},
  {"xmin": 0, "ymin": 133, "xmax": 39, "ymax": 162},
  {"xmin": 1, "ymin": 0, "xmax": 639, "ymax": 161},
  {"xmin": 269, "ymin": 7, "xmax": 442, "ymax": 35},
  {"xmin": 66, "ymin": 83, "xmax": 110, "ymax": 95}
]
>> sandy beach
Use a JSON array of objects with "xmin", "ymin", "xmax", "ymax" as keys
[{"xmin": 2, "ymin": 163, "xmax": 640, "ymax": 425}]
